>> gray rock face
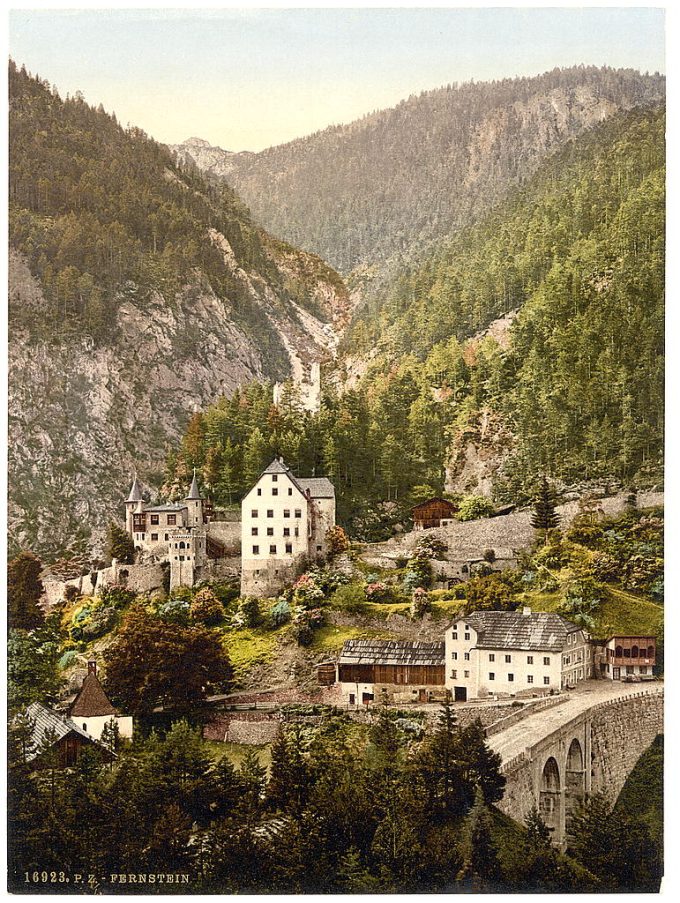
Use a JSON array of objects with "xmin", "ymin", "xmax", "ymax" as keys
[{"xmin": 8, "ymin": 240, "xmax": 346, "ymax": 558}]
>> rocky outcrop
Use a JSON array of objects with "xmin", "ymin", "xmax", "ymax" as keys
[
  {"xmin": 445, "ymin": 407, "xmax": 515, "ymax": 498},
  {"xmin": 8, "ymin": 244, "xmax": 347, "ymax": 558}
]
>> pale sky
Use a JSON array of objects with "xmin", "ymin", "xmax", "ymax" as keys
[{"xmin": 9, "ymin": 7, "xmax": 665, "ymax": 152}]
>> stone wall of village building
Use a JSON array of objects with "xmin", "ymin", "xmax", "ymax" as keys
[
  {"xmin": 203, "ymin": 711, "xmax": 281, "ymax": 744},
  {"xmin": 206, "ymin": 520, "xmax": 241, "ymax": 552}
]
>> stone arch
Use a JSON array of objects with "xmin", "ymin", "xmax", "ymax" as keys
[
  {"xmin": 539, "ymin": 756, "xmax": 561, "ymax": 834},
  {"xmin": 565, "ymin": 738, "xmax": 586, "ymax": 831}
]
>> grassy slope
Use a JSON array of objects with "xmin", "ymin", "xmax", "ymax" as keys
[{"xmin": 615, "ymin": 734, "xmax": 663, "ymax": 847}]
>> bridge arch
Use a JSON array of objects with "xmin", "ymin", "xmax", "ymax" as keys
[
  {"xmin": 539, "ymin": 756, "xmax": 561, "ymax": 835},
  {"xmin": 565, "ymin": 737, "xmax": 586, "ymax": 834}
]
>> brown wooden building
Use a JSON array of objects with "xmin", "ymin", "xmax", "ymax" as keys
[
  {"xmin": 23, "ymin": 702, "xmax": 113, "ymax": 768},
  {"xmin": 337, "ymin": 639, "xmax": 446, "ymax": 704},
  {"xmin": 593, "ymin": 635, "xmax": 657, "ymax": 681},
  {"xmin": 411, "ymin": 497, "xmax": 458, "ymax": 530}
]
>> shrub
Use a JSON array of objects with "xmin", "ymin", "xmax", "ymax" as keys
[
  {"xmin": 410, "ymin": 587, "xmax": 431, "ymax": 618},
  {"xmin": 292, "ymin": 574, "xmax": 325, "ymax": 608},
  {"xmin": 233, "ymin": 596, "xmax": 262, "ymax": 629},
  {"xmin": 169, "ymin": 585, "xmax": 193, "ymax": 603},
  {"xmin": 190, "ymin": 587, "xmax": 224, "ymax": 626},
  {"xmin": 482, "ymin": 548, "xmax": 496, "ymax": 563},
  {"xmin": 270, "ymin": 597, "xmax": 292, "ymax": 627},
  {"xmin": 331, "ymin": 582, "xmax": 368, "ymax": 613},
  {"xmin": 97, "ymin": 583, "xmax": 137, "ymax": 609},
  {"xmin": 157, "ymin": 598, "xmax": 191, "ymax": 626},
  {"xmin": 69, "ymin": 601, "xmax": 118, "ymax": 642},
  {"xmin": 457, "ymin": 495, "xmax": 495, "ymax": 521},
  {"xmin": 63, "ymin": 584, "xmax": 80, "ymax": 604},
  {"xmin": 416, "ymin": 535, "xmax": 448, "ymax": 559},
  {"xmin": 365, "ymin": 581, "xmax": 390, "ymax": 603},
  {"xmin": 403, "ymin": 549, "xmax": 433, "ymax": 590},
  {"xmin": 291, "ymin": 607, "xmax": 324, "ymax": 646},
  {"xmin": 326, "ymin": 525, "xmax": 350, "ymax": 557}
]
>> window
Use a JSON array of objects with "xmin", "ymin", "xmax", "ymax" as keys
[
  {"xmin": 451, "ymin": 670, "xmax": 457, "ymax": 679},
  {"xmin": 564, "ymin": 655, "xmax": 571, "ymax": 665},
  {"xmin": 640, "ymin": 666, "xmax": 647, "ymax": 675},
  {"xmin": 464, "ymin": 652, "xmax": 470, "ymax": 661},
  {"xmin": 284, "ymin": 509, "xmax": 290, "ymax": 518},
  {"xmin": 270, "ymin": 545, "xmax": 277, "ymax": 555},
  {"xmin": 626, "ymin": 665, "xmax": 634, "ymax": 674},
  {"xmin": 257, "ymin": 488, "xmax": 262, "ymax": 496},
  {"xmin": 451, "ymin": 651, "xmax": 458, "ymax": 660},
  {"xmin": 272, "ymin": 488, "xmax": 278, "ymax": 496},
  {"xmin": 508, "ymin": 673, "xmax": 514, "ymax": 682},
  {"xmin": 167, "ymin": 514, "xmax": 176, "ymax": 526},
  {"xmin": 527, "ymin": 655, "xmax": 534, "ymax": 664},
  {"xmin": 283, "ymin": 528, "xmax": 290, "ymax": 537},
  {"xmin": 164, "ymin": 534, "xmax": 169, "ymax": 541},
  {"xmin": 150, "ymin": 514, "xmax": 159, "ymax": 525},
  {"xmin": 464, "ymin": 670, "xmax": 470, "ymax": 678},
  {"xmin": 252, "ymin": 545, "xmax": 259, "ymax": 555},
  {"xmin": 543, "ymin": 677, "xmax": 550, "ymax": 685},
  {"xmin": 151, "ymin": 533, "xmax": 158, "ymax": 541},
  {"xmin": 505, "ymin": 655, "xmax": 511, "ymax": 663},
  {"xmin": 295, "ymin": 509, "xmax": 302, "ymax": 518},
  {"xmin": 267, "ymin": 509, "xmax": 274, "ymax": 518},
  {"xmin": 543, "ymin": 657, "xmax": 550, "ymax": 666},
  {"xmin": 285, "ymin": 543, "xmax": 293, "ymax": 554},
  {"xmin": 294, "ymin": 527, "xmax": 299, "ymax": 537},
  {"xmin": 267, "ymin": 527, "xmax": 274, "ymax": 536},
  {"xmin": 251, "ymin": 509, "xmax": 258, "ymax": 518},
  {"xmin": 251, "ymin": 527, "xmax": 258, "ymax": 536},
  {"xmin": 288, "ymin": 488, "xmax": 293, "ymax": 495},
  {"xmin": 489, "ymin": 673, "xmax": 495, "ymax": 681},
  {"xmin": 452, "ymin": 632, "xmax": 458, "ymax": 640},
  {"xmin": 527, "ymin": 675, "xmax": 534, "ymax": 684},
  {"xmin": 317, "ymin": 545, "xmax": 322, "ymax": 552},
  {"xmin": 464, "ymin": 632, "xmax": 470, "ymax": 640},
  {"xmin": 272, "ymin": 474, "xmax": 278, "ymax": 482},
  {"xmin": 489, "ymin": 653, "xmax": 495, "ymax": 662}
]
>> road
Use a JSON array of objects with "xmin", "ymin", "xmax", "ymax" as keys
[{"xmin": 487, "ymin": 680, "xmax": 663, "ymax": 764}]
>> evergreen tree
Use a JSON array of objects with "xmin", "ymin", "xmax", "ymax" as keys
[
  {"xmin": 457, "ymin": 788, "xmax": 503, "ymax": 890},
  {"xmin": 8, "ymin": 551, "xmax": 45, "ymax": 629},
  {"xmin": 531, "ymin": 476, "xmax": 560, "ymax": 538},
  {"xmin": 106, "ymin": 522, "xmax": 135, "ymax": 565}
]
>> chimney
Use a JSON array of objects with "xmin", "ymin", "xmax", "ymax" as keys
[
  {"xmin": 88, "ymin": 659, "xmax": 97, "ymax": 676},
  {"xmin": 522, "ymin": 606, "xmax": 532, "ymax": 616}
]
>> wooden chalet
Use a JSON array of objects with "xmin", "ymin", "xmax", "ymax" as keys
[
  {"xmin": 411, "ymin": 497, "xmax": 458, "ymax": 530},
  {"xmin": 338, "ymin": 640, "xmax": 445, "ymax": 704},
  {"xmin": 23, "ymin": 702, "xmax": 114, "ymax": 768}
]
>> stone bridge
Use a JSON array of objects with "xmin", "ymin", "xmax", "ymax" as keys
[{"xmin": 486, "ymin": 683, "xmax": 664, "ymax": 846}]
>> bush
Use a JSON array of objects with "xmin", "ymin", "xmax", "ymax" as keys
[
  {"xmin": 97, "ymin": 583, "xmax": 137, "ymax": 609},
  {"xmin": 416, "ymin": 535, "xmax": 448, "ymax": 559},
  {"xmin": 64, "ymin": 585, "xmax": 80, "ymax": 604},
  {"xmin": 365, "ymin": 581, "xmax": 390, "ymax": 603},
  {"xmin": 270, "ymin": 597, "xmax": 292, "ymax": 627},
  {"xmin": 331, "ymin": 582, "xmax": 368, "ymax": 613},
  {"xmin": 69, "ymin": 601, "xmax": 118, "ymax": 642},
  {"xmin": 457, "ymin": 495, "xmax": 495, "ymax": 521},
  {"xmin": 410, "ymin": 587, "xmax": 431, "ymax": 619},
  {"xmin": 157, "ymin": 598, "xmax": 191, "ymax": 626},
  {"xmin": 291, "ymin": 608, "xmax": 324, "ymax": 646},
  {"xmin": 169, "ymin": 585, "xmax": 193, "ymax": 603},
  {"xmin": 292, "ymin": 574, "xmax": 325, "ymax": 609},
  {"xmin": 326, "ymin": 525, "xmax": 350, "ymax": 557},
  {"xmin": 190, "ymin": 587, "xmax": 224, "ymax": 626},
  {"xmin": 482, "ymin": 548, "xmax": 496, "ymax": 563}
]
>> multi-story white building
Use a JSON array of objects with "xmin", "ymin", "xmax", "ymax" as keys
[
  {"xmin": 444, "ymin": 608, "xmax": 592, "ymax": 701},
  {"xmin": 241, "ymin": 457, "xmax": 335, "ymax": 597}
]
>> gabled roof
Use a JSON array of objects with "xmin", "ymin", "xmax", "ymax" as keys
[
  {"xmin": 461, "ymin": 610, "xmax": 579, "ymax": 652},
  {"xmin": 339, "ymin": 639, "xmax": 445, "ymax": 667},
  {"xmin": 262, "ymin": 457, "xmax": 290, "ymax": 475},
  {"xmin": 297, "ymin": 477, "xmax": 335, "ymax": 499},
  {"xmin": 411, "ymin": 497, "xmax": 458, "ymax": 514},
  {"xmin": 25, "ymin": 702, "xmax": 94, "ymax": 761},
  {"xmin": 143, "ymin": 503, "xmax": 187, "ymax": 513},
  {"xmin": 186, "ymin": 470, "xmax": 202, "ymax": 500},
  {"xmin": 127, "ymin": 476, "xmax": 143, "ymax": 502},
  {"xmin": 69, "ymin": 673, "xmax": 118, "ymax": 718}
]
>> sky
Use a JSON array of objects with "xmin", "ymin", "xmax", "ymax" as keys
[{"xmin": 8, "ymin": 6, "xmax": 665, "ymax": 152}]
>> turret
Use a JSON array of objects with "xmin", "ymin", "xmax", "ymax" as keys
[
  {"xmin": 185, "ymin": 469, "xmax": 204, "ymax": 527},
  {"xmin": 125, "ymin": 474, "xmax": 144, "ymax": 535}
]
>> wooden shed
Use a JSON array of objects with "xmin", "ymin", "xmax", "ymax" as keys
[
  {"xmin": 411, "ymin": 497, "xmax": 458, "ymax": 530},
  {"xmin": 338, "ymin": 640, "xmax": 445, "ymax": 687}
]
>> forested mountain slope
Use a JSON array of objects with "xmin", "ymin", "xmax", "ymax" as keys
[
  {"xmin": 174, "ymin": 67, "xmax": 664, "ymax": 275},
  {"xmin": 8, "ymin": 62, "xmax": 349, "ymax": 558},
  {"xmin": 170, "ymin": 106, "xmax": 664, "ymax": 535}
]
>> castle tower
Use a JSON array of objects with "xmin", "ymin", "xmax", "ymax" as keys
[
  {"xmin": 125, "ymin": 474, "xmax": 144, "ymax": 536},
  {"xmin": 185, "ymin": 469, "xmax": 204, "ymax": 527}
]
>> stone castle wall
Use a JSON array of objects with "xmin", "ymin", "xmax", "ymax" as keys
[{"xmin": 203, "ymin": 711, "xmax": 281, "ymax": 744}]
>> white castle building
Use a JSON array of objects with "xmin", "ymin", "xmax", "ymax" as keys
[{"xmin": 241, "ymin": 457, "xmax": 336, "ymax": 597}]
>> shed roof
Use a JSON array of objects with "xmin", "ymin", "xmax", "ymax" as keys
[
  {"xmin": 462, "ymin": 610, "xmax": 579, "ymax": 652},
  {"xmin": 69, "ymin": 673, "xmax": 118, "ymax": 718},
  {"xmin": 297, "ymin": 477, "xmax": 335, "ymax": 499},
  {"xmin": 339, "ymin": 639, "xmax": 445, "ymax": 667},
  {"xmin": 25, "ymin": 702, "xmax": 94, "ymax": 761}
]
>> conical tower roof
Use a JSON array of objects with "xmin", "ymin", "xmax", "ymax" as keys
[
  {"xmin": 186, "ymin": 469, "xmax": 202, "ymax": 500},
  {"xmin": 127, "ymin": 475, "xmax": 143, "ymax": 502}
]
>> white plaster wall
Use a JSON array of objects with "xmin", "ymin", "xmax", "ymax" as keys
[{"xmin": 79, "ymin": 714, "xmax": 133, "ymax": 741}]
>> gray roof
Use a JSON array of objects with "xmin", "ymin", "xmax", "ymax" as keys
[
  {"xmin": 339, "ymin": 639, "xmax": 445, "ymax": 667},
  {"xmin": 186, "ymin": 470, "xmax": 202, "ymax": 500},
  {"xmin": 143, "ymin": 503, "xmax": 187, "ymax": 513},
  {"xmin": 24, "ymin": 702, "xmax": 94, "ymax": 761},
  {"xmin": 263, "ymin": 457, "xmax": 290, "ymax": 475},
  {"xmin": 127, "ymin": 476, "xmax": 143, "ymax": 502},
  {"xmin": 297, "ymin": 477, "xmax": 335, "ymax": 498},
  {"xmin": 463, "ymin": 610, "xmax": 579, "ymax": 652}
]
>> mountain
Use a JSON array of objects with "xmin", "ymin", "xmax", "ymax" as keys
[
  {"xmin": 172, "ymin": 66, "xmax": 664, "ymax": 275},
  {"xmin": 8, "ymin": 61, "xmax": 350, "ymax": 558},
  {"xmin": 172, "ymin": 105, "xmax": 664, "ymax": 536}
]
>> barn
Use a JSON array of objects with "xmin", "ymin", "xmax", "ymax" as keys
[
  {"xmin": 337, "ymin": 639, "xmax": 446, "ymax": 705},
  {"xmin": 411, "ymin": 497, "xmax": 458, "ymax": 530}
]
